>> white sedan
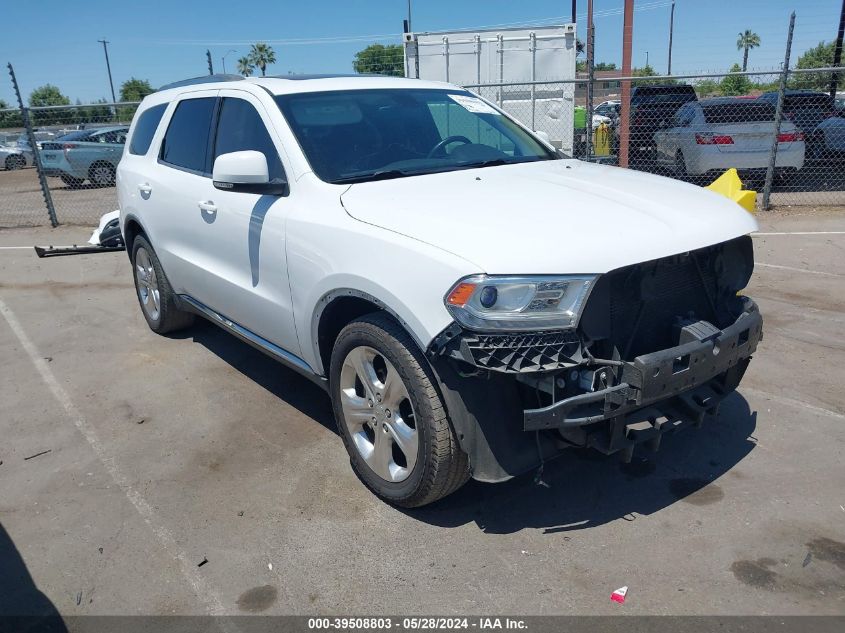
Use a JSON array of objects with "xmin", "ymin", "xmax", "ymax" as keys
[{"xmin": 654, "ymin": 98, "xmax": 805, "ymax": 179}]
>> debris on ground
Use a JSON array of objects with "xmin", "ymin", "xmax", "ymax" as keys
[
  {"xmin": 610, "ymin": 586, "xmax": 628, "ymax": 604},
  {"xmin": 238, "ymin": 511, "xmax": 244, "ymax": 517},
  {"xmin": 24, "ymin": 449, "xmax": 52, "ymax": 461},
  {"xmin": 803, "ymin": 552, "xmax": 813, "ymax": 568},
  {"xmin": 198, "ymin": 558, "xmax": 208, "ymax": 567},
  {"xmin": 76, "ymin": 591, "xmax": 82, "ymax": 606},
  {"xmin": 268, "ymin": 563, "xmax": 273, "ymax": 571}
]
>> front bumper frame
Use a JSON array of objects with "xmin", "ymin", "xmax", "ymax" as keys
[{"xmin": 523, "ymin": 298, "xmax": 762, "ymax": 432}]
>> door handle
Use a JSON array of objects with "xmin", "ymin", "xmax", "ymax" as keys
[
  {"xmin": 198, "ymin": 201, "xmax": 217, "ymax": 213},
  {"xmin": 138, "ymin": 183, "xmax": 152, "ymax": 194}
]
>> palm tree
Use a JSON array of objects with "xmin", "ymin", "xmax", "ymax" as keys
[
  {"xmin": 736, "ymin": 30, "xmax": 761, "ymax": 72},
  {"xmin": 236, "ymin": 57, "xmax": 254, "ymax": 77},
  {"xmin": 249, "ymin": 42, "xmax": 277, "ymax": 77}
]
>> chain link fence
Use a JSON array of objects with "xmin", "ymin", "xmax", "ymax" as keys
[
  {"xmin": 464, "ymin": 65, "xmax": 844, "ymax": 210},
  {"xmin": 2, "ymin": 63, "xmax": 843, "ymax": 227},
  {"xmin": 1, "ymin": 91, "xmax": 138, "ymax": 228}
]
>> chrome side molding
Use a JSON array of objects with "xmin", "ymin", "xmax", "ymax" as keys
[{"xmin": 179, "ymin": 295, "xmax": 328, "ymax": 390}]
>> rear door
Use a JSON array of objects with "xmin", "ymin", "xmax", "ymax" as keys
[{"xmin": 138, "ymin": 90, "xmax": 219, "ymax": 297}]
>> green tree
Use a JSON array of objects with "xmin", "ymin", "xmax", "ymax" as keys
[
  {"xmin": 29, "ymin": 84, "xmax": 70, "ymax": 108},
  {"xmin": 120, "ymin": 78, "xmax": 154, "ymax": 102},
  {"xmin": 695, "ymin": 79, "xmax": 721, "ymax": 98},
  {"xmin": 721, "ymin": 63, "xmax": 752, "ymax": 96},
  {"xmin": 790, "ymin": 41, "xmax": 836, "ymax": 90},
  {"xmin": 249, "ymin": 42, "xmax": 276, "ymax": 76},
  {"xmin": 237, "ymin": 56, "xmax": 254, "ymax": 76},
  {"xmin": 29, "ymin": 84, "xmax": 71, "ymax": 125},
  {"xmin": 595, "ymin": 62, "xmax": 617, "ymax": 71},
  {"xmin": 352, "ymin": 43, "xmax": 404, "ymax": 76},
  {"xmin": 736, "ymin": 30, "xmax": 761, "ymax": 72},
  {"xmin": 0, "ymin": 98, "xmax": 23, "ymax": 129}
]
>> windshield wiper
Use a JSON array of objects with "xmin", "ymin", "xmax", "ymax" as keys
[{"xmin": 332, "ymin": 169, "xmax": 412, "ymax": 184}]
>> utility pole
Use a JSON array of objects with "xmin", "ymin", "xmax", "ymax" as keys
[
  {"xmin": 222, "ymin": 49, "xmax": 237, "ymax": 74},
  {"xmin": 618, "ymin": 0, "xmax": 634, "ymax": 168},
  {"xmin": 407, "ymin": 0, "xmax": 412, "ymax": 32},
  {"xmin": 206, "ymin": 49, "xmax": 214, "ymax": 75},
  {"xmin": 667, "ymin": 0, "xmax": 675, "ymax": 75},
  {"xmin": 830, "ymin": 0, "xmax": 845, "ymax": 99},
  {"xmin": 97, "ymin": 39, "xmax": 116, "ymax": 103},
  {"xmin": 646, "ymin": 51, "xmax": 649, "ymax": 68}
]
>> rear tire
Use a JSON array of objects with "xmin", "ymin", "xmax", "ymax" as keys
[
  {"xmin": 131, "ymin": 235, "xmax": 194, "ymax": 334},
  {"xmin": 89, "ymin": 161, "xmax": 116, "ymax": 186},
  {"xmin": 330, "ymin": 312, "xmax": 469, "ymax": 507}
]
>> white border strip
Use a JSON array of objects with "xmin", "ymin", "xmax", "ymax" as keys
[
  {"xmin": 0, "ymin": 295, "xmax": 233, "ymax": 620},
  {"xmin": 753, "ymin": 231, "xmax": 845, "ymax": 236},
  {"xmin": 756, "ymin": 262, "xmax": 842, "ymax": 277}
]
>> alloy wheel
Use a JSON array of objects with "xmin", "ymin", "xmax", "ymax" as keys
[
  {"xmin": 339, "ymin": 345, "xmax": 419, "ymax": 483},
  {"xmin": 134, "ymin": 247, "xmax": 161, "ymax": 322}
]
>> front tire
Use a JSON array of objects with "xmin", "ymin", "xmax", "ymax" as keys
[
  {"xmin": 330, "ymin": 313, "xmax": 469, "ymax": 507},
  {"xmin": 4, "ymin": 155, "xmax": 25, "ymax": 170},
  {"xmin": 131, "ymin": 235, "xmax": 194, "ymax": 334}
]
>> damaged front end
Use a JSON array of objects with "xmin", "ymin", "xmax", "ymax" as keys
[{"xmin": 428, "ymin": 235, "xmax": 762, "ymax": 481}]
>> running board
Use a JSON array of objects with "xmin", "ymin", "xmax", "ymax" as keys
[{"xmin": 179, "ymin": 295, "xmax": 328, "ymax": 391}]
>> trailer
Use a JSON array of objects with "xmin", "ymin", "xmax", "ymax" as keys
[{"xmin": 404, "ymin": 24, "xmax": 578, "ymax": 154}]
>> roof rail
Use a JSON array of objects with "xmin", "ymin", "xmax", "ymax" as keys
[{"xmin": 157, "ymin": 74, "xmax": 245, "ymax": 91}]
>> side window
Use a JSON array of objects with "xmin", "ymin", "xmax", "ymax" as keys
[
  {"xmin": 160, "ymin": 98, "xmax": 216, "ymax": 173},
  {"xmin": 129, "ymin": 104, "xmax": 167, "ymax": 155},
  {"xmin": 213, "ymin": 98, "xmax": 284, "ymax": 180}
]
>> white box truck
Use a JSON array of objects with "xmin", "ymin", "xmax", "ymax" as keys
[{"xmin": 404, "ymin": 24, "xmax": 578, "ymax": 153}]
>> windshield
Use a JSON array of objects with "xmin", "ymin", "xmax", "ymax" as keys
[{"xmin": 274, "ymin": 88, "xmax": 559, "ymax": 184}]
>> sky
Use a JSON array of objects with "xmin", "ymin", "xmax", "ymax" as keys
[{"xmin": 1, "ymin": 0, "xmax": 842, "ymax": 106}]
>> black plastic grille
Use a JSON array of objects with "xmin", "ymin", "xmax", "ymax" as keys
[{"xmin": 462, "ymin": 330, "xmax": 580, "ymax": 373}]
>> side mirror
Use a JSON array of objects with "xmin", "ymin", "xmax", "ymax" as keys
[{"xmin": 212, "ymin": 150, "xmax": 287, "ymax": 195}]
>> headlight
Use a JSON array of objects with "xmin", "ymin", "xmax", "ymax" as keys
[{"xmin": 444, "ymin": 274, "xmax": 596, "ymax": 331}]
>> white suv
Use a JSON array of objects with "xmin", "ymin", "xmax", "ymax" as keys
[{"xmin": 118, "ymin": 74, "xmax": 762, "ymax": 507}]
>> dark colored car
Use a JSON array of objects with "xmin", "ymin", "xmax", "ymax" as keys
[
  {"xmin": 757, "ymin": 90, "xmax": 835, "ymax": 135},
  {"xmin": 629, "ymin": 84, "xmax": 698, "ymax": 161}
]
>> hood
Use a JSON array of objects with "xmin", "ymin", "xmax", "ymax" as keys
[{"xmin": 340, "ymin": 160, "xmax": 758, "ymax": 274}]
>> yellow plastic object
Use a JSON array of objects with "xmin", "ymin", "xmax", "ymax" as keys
[
  {"xmin": 705, "ymin": 168, "xmax": 757, "ymax": 213},
  {"xmin": 593, "ymin": 122, "xmax": 611, "ymax": 156}
]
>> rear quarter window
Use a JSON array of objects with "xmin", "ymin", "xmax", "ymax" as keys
[{"xmin": 129, "ymin": 104, "xmax": 167, "ymax": 155}]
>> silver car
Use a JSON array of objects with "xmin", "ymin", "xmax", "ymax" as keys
[
  {"xmin": 654, "ymin": 98, "xmax": 805, "ymax": 180},
  {"xmin": 0, "ymin": 143, "xmax": 32, "ymax": 170}
]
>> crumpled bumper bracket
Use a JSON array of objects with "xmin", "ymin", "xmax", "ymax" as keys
[{"xmin": 523, "ymin": 299, "xmax": 762, "ymax": 432}]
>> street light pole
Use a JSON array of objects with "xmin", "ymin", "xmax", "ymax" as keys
[
  {"xmin": 222, "ymin": 49, "xmax": 237, "ymax": 74},
  {"xmin": 667, "ymin": 0, "xmax": 676, "ymax": 75},
  {"xmin": 646, "ymin": 51, "xmax": 649, "ymax": 68},
  {"xmin": 407, "ymin": 0, "xmax": 412, "ymax": 32},
  {"xmin": 97, "ymin": 38, "xmax": 116, "ymax": 103}
]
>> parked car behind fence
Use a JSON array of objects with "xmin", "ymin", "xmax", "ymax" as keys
[
  {"xmin": 654, "ymin": 97, "xmax": 805, "ymax": 181},
  {"xmin": 39, "ymin": 126, "xmax": 128, "ymax": 187}
]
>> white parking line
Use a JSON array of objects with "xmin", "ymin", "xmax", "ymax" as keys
[
  {"xmin": 0, "ymin": 295, "xmax": 233, "ymax": 620},
  {"xmin": 756, "ymin": 262, "xmax": 842, "ymax": 277},
  {"xmin": 753, "ymin": 231, "xmax": 845, "ymax": 236},
  {"xmin": 743, "ymin": 387, "xmax": 845, "ymax": 421}
]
